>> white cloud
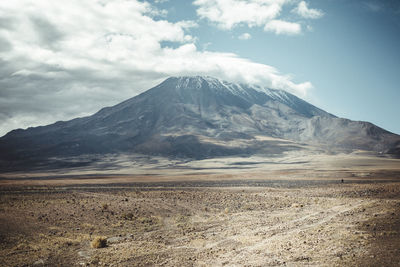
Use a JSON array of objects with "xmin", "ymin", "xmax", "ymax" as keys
[
  {"xmin": 238, "ymin": 33, "xmax": 252, "ymax": 40},
  {"xmin": 193, "ymin": 0, "xmax": 322, "ymax": 36},
  {"xmin": 292, "ymin": 1, "xmax": 324, "ymax": 19},
  {"xmin": 193, "ymin": 0, "xmax": 287, "ymax": 30},
  {"xmin": 0, "ymin": 0, "xmax": 313, "ymax": 136},
  {"xmin": 264, "ymin": 20, "xmax": 302, "ymax": 35}
]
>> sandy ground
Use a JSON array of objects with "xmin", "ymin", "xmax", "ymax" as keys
[
  {"xmin": 1, "ymin": 152, "xmax": 400, "ymax": 266},
  {"xmin": 1, "ymin": 150, "xmax": 400, "ymax": 186},
  {"xmin": 1, "ymin": 181, "xmax": 400, "ymax": 266}
]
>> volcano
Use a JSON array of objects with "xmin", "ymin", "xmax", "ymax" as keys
[{"xmin": 1, "ymin": 76, "xmax": 399, "ymax": 170}]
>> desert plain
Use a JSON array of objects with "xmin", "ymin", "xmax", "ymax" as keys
[{"xmin": 1, "ymin": 150, "xmax": 400, "ymax": 266}]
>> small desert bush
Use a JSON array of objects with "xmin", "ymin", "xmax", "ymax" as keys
[
  {"xmin": 175, "ymin": 214, "xmax": 190, "ymax": 228},
  {"xmin": 101, "ymin": 203, "xmax": 109, "ymax": 211},
  {"xmin": 138, "ymin": 216, "xmax": 157, "ymax": 224},
  {"xmin": 121, "ymin": 212, "xmax": 134, "ymax": 220},
  {"xmin": 137, "ymin": 216, "xmax": 161, "ymax": 232},
  {"xmin": 91, "ymin": 236, "xmax": 107, "ymax": 248}
]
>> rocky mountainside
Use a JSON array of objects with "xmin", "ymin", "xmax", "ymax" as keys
[{"xmin": 1, "ymin": 76, "xmax": 399, "ymax": 169}]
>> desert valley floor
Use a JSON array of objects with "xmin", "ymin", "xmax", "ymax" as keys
[{"xmin": 1, "ymin": 151, "xmax": 400, "ymax": 266}]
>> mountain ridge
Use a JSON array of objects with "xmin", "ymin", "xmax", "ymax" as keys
[{"xmin": 1, "ymin": 76, "xmax": 399, "ymax": 170}]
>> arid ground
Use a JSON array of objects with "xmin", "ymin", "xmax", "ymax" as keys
[{"xmin": 1, "ymin": 151, "xmax": 400, "ymax": 266}]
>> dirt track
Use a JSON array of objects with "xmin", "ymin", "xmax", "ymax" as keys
[{"xmin": 1, "ymin": 180, "xmax": 400, "ymax": 266}]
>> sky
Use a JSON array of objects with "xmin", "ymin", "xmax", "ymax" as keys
[{"xmin": 0, "ymin": 0, "xmax": 399, "ymax": 136}]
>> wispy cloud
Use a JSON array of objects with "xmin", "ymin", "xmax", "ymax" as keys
[
  {"xmin": 292, "ymin": 1, "xmax": 324, "ymax": 19},
  {"xmin": 363, "ymin": 2, "xmax": 383, "ymax": 12},
  {"xmin": 0, "ymin": 0, "xmax": 313, "ymax": 136},
  {"xmin": 238, "ymin": 33, "xmax": 252, "ymax": 40},
  {"xmin": 264, "ymin": 20, "xmax": 302, "ymax": 35},
  {"xmin": 193, "ymin": 0, "xmax": 324, "ymax": 36},
  {"xmin": 362, "ymin": 2, "xmax": 400, "ymax": 19},
  {"xmin": 193, "ymin": 0, "xmax": 289, "ymax": 31}
]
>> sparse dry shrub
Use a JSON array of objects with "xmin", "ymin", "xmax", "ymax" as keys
[
  {"xmin": 175, "ymin": 214, "xmax": 190, "ymax": 229},
  {"xmin": 138, "ymin": 216, "xmax": 157, "ymax": 225},
  {"xmin": 136, "ymin": 216, "xmax": 161, "ymax": 232},
  {"xmin": 101, "ymin": 203, "xmax": 109, "ymax": 211},
  {"xmin": 81, "ymin": 223, "xmax": 95, "ymax": 230},
  {"xmin": 91, "ymin": 236, "xmax": 107, "ymax": 248},
  {"xmin": 243, "ymin": 204, "xmax": 253, "ymax": 211},
  {"xmin": 122, "ymin": 212, "xmax": 134, "ymax": 220}
]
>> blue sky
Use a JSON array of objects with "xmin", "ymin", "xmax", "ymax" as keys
[{"xmin": 0, "ymin": 0, "xmax": 399, "ymax": 135}]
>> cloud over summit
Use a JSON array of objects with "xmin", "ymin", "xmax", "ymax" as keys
[{"xmin": 0, "ymin": 0, "xmax": 316, "ymax": 136}]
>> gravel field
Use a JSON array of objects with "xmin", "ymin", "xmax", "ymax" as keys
[{"xmin": 1, "ymin": 178, "xmax": 400, "ymax": 266}]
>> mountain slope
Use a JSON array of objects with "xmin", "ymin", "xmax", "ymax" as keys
[{"xmin": 1, "ymin": 76, "xmax": 399, "ymax": 169}]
